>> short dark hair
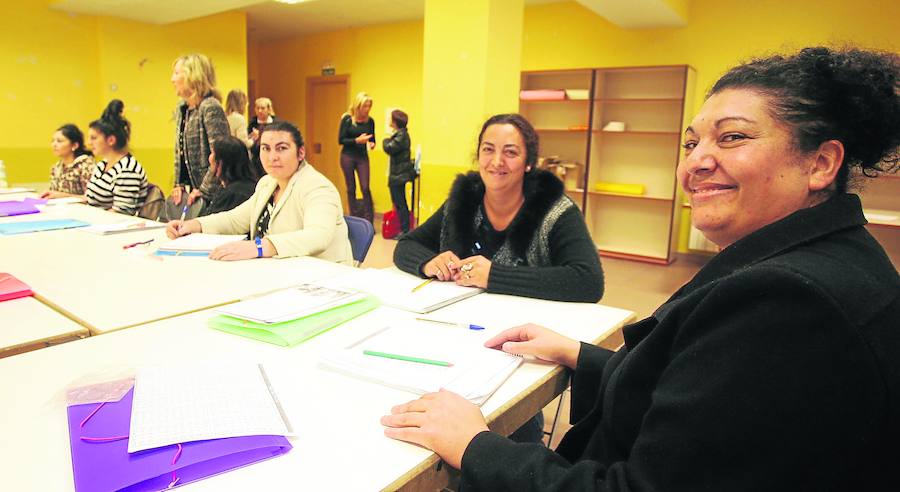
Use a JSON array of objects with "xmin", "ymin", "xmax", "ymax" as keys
[
  {"xmin": 710, "ymin": 47, "xmax": 900, "ymax": 193},
  {"xmin": 477, "ymin": 113, "xmax": 539, "ymax": 169},
  {"xmin": 261, "ymin": 120, "xmax": 304, "ymax": 149},
  {"xmin": 89, "ymin": 99, "xmax": 131, "ymax": 150},
  {"xmin": 391, "ymin": 109, "xmax": 408, "ymax": 129},
  {"xmin": 212, "ymin": 136, "xmax": 256, "ymax": 185},
  {"xmin": 56, "ymin": 123, "xmax": 92, "ymax": 158}
]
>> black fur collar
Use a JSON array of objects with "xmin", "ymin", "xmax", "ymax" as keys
[{"xmin": 443, "ymin": 169, "xmax": 565, "ymax": 259}]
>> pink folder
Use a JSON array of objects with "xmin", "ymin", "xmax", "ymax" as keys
[
  {"xmin": 0, "ymin": 273, "xmax": 32, "ymax": 302},
  {"xmin": 67, "ymin": 388, "xmax": 292, "ymax": 492}
]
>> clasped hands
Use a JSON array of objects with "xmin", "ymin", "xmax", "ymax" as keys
[
  {"xmin": 422, "ymin": 251, "xmax": 491, "ymax": 288},
  {"xmin": 381, "ymin": 323, "xmax": 582, "ymax": 469}
]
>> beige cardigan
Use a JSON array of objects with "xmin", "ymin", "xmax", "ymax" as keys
[{"xmin": 197, "ymin": 162, "xmax": 352, "ymax": 264}]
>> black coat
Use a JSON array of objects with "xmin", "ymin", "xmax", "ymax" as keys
[
  {"xmin": 460, "ymin": 193, "xmax": 900, "ymax": 491},
  {"xmin": 394, "ymin": 170, "xmax": 604, "ymax": 303},
  {"xmin": 383, "ymin": 128, "xmax": 414, "ymax": 186}
]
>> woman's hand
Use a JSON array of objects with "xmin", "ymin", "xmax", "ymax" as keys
[
  {"xmin": 423, "ymin": 251, "xmax": 462, "ymax": 281},
  {"xmin": 381, "ymin": 389, "xmax": 488, "ymax": 470},
  {"xmin": 209, "ymin": 240, "xmax": 263, "ymax": 261},
  {"xmin": 170, "ymin": 186, "xmax": 184, "ymax": 206},
  {"xmin": 249, "ymin": 128, "xmax": 261, "ymax": 143},
  {"xmin": 355, "ymin": 133, "xmax": 372, "ymax": 144},
  {"xmin": 367, "ymin": 140, "xmax": 376, "ymax": 150},
  {"xmin": 165, "ymin": 219, "xmax": 200, "ymax": 239},
  {"xmin": 484, "ymin": 323, "xmax": 582, "ymax": 369},
  {"xmin": 454, "ymin": 255, "xmax": 491, "ymax": 289},
  {"xmin": 186, "ymin": 189, "xmax": 202, "ymax": 206}
]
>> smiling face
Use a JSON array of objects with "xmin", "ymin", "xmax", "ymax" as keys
[
  {"xmin": 678, "ymin": 88, "xmax": 824, "ymax": 248},
  {"xmin": 170, "ymin": 60, "xmax": 191, "ymax": 100},
  {"xmin": 478, "ymin": 123, "xmax": 528, "ymax": 196},
  {"xmin": 51, "ymin": 130, "xmax": 76, "ymax": 159},
  {"xmin": 260, "ymin": 130, "xmax": 304, "ymax": 182}
]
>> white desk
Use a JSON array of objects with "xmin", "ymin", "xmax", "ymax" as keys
[
  {"xmin": 0, "ymin": 203, "xmax": 356, "ymax": 334},
  {"xmin": 0, "ymin": 293, "xmax": 634, "ymax": 491},
  {"xmin": 0, "ymin": 296, "xmax": 89, "ymax": 358}
]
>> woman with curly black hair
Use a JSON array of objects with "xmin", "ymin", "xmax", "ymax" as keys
[{"xmin": 383, "ymin": 47, "xmax": 900, "ymax": 491}]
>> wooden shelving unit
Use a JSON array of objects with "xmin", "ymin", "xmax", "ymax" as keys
[{"xmin": 520, "ymin": 65, "xmax": 696, "ymax": 264}]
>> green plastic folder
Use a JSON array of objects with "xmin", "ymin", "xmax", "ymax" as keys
[{"xmin": 208, "ymin": 295, "xmax": 380, "ymax": 346}]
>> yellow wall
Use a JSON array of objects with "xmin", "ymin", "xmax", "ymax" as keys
[
  {"xmin": 257, "ymin": 21, "xmax": 424, "ymax": 214},
  {"xmin": 0, "ymin": 2, "xmax": 247, "ymax": 192}
]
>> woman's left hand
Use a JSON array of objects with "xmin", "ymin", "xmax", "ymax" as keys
[
  {"xmin": 454, "ymin": 256, "xmax": 491, "ymax": 288},
  {"xmin": 186, "ymin": 189, "xmax": 202, "ymax": 205},
  {"xmin": 367, "ymin": 140, "xmax": 376, "ymax": 150},
  {"xmin": 381, "ymin": 389, "xmax": 488, "ymax": 470},
  {"xmin": 209, "ymin": 240, "xmax": 258, "ymax": 261}
]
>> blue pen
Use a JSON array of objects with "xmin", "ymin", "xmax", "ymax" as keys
[
  {"xmin": 416, "ymin": 317, "xmax": 485, "ymax": 330},
  {"xmin": 177, "ymin": 204, "xmax": 189, "ymax": 233}
]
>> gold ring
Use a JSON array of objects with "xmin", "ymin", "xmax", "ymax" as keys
[{"xmin": 461, "ymin": 263, "xmax": 473, "ymax": 272}]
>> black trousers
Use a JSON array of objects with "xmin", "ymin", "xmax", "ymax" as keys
[{"xmin": 388, "ymin": 181, "xmax": 410, "ymax": 233}]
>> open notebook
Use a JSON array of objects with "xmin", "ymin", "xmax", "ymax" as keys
[
  {"xmin": 319, "ymin": 321, "xmax": 522, "ymax": 405},
  {"xmin": 156, "ymin": 233, "xmax": 245, "ymax": 255},
  {"xmin": 321, "ymin": 268, "xmax": 483, "ymax": 313}
]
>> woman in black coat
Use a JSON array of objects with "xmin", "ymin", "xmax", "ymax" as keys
[
  {"xmin": 383, "ymin": 109, "xmax": 415, "ymax": 235},
  {"xmin": 382, "ymin": 47, "xmax": 900, "ymax": 491}
]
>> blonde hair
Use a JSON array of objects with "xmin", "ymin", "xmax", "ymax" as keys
[
  {"xmin": 174, "ymin": 53, "xmax": 221, "ymax": 102},
  {"xmin": 346, "ymin": 92, "xmax": 373, "ymax": 122},
  {"xmin": 255, "ymin": 97, "xmax": 275, "ymax": 116},
  {"xmin": 225, "ymin": 89, "xmax": 248, "ymax": 115}
]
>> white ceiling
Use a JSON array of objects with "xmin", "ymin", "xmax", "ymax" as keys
[{"xmin": 50, "ymin": 0, "xmax": 687, "ymax": 42}]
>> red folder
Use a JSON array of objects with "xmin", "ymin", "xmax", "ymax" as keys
[{"xmin": 0, "ymin": 273, "xmax": 33, "ymax": 302}]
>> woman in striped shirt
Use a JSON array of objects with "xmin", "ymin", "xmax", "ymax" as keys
[{"xmin": 85, "ymin": 101, "xmax": 148, "ymax": 215}]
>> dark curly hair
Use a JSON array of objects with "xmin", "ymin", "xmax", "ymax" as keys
[
  {"xmin": 710, "ymin": 47, "xmax": 900, "ymax": 194},
  {"xmin": 476, "ymin": 113, "xmax": 539, "ymax": 170}
]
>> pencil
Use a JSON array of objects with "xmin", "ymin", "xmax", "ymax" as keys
[
  {"xmin": 411, "ymin": 278, "xmax": 434, "ymax": 293},
  {"xmin": 363, "ymin": 350, "xmax": 453, "ymax": 367}
]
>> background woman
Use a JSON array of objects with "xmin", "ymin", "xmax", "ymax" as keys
[
  {"xmin": 382, "ymin": 47, "xmax": 900, "ymax": 490},
  {"xmin": 85, "ymin": 100, "xmax": 148, "ymax": 215},
  {"xmin": 224, "ymin": 89, "xmax": 252, "ymax": 149},
  {"xmin": 248, "ymin": 97, "xmax": 276, "ymax": 145},
  {"xmin": 41, "ymin": 123, "xmax": 94, "ymax": 199},
  {"xmin": 383, "ymin": 109, "xmax": 415, "ymax": 236},
  {"xmin": 166, "ymin": 120, "xmax": 352, "ymax": 264},
  {"xmin": 394, "ymin": 113, "xmax": 604, "ymax": 304},
  {"xmin": 338, "ymin": 92, "xmax": 375, "ymax": 222},
  {"xmin": 201, "ymin": 135, "xmax": 257, "ymax": 215},
  {"xmin": 170, "ymin": 53, "xmax": 230, "ymax": 207}
]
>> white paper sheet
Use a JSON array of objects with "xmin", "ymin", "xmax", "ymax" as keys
[
  {"xmin": 128, "ymin": 362, "xmax": 293, "ymax": 453},
  {"xmin": 80, "ymin": 218, "xmax": 166, "ymax": 235},
  {"xmin": 157, "ymin": 233, "xmax": 246, "ymax": 252},
  {"xmin": 216, "ymin": 284, "xmax": 366, "ymax": 324},
  {"xmin": 322, "ymin": 268, "xmax": 482, "ymax": 313}
]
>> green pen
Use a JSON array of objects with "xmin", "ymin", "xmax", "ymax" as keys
[{"xmin": 362, "ymin": 350, "xmax": 453, "ymax": 367}]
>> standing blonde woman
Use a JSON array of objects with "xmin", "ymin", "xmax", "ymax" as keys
[
  {"xmin": 170, "ymin": 53, "xmax": 230, "ymax": 207},
  {"xmin": 225, "ymin": 89, "xmax": 252, "ymax": 149},
  {"xmin": 338, "ymin": 92, "xmax": 375, "ymax": 222}
]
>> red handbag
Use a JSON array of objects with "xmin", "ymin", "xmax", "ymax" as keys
[{"xmin": 381, "ymin": 208, "xmax": 416, "ymax": 239}]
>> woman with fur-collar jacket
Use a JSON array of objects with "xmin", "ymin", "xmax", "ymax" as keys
[{"xmin": 393, "ymin": 114, "xmax": 604, "ymax": 304}]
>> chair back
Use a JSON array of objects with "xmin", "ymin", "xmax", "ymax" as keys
[
  {"xmin": 136, "ymin": 183, "xmax": 165, "ymax": 220},
  {"xmin": 160, "ymin": 194, "xmax": 205, "ymax": 222},
  {"xmin": 344, "ymin": 215, "xmax": 375, "ymax": 267}
]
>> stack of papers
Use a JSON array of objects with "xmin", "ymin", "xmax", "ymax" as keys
[
  {"xmin": 156, "ymin": 233, "xmax": 245, "ymax": 256},
  {"xmin": 322, "ymin": 268, "xmax": 483, "ymax": 313},
  {"xmin": 80, "ymin": 219, "xmax": 165, "ymax": 235},
  {"xmin": 320, "ymin": 321, "xmax": 522, "ymax": 405},
  {"xmin": 210, "ymin": 284, "xmax": 380, "ymax": 346}
]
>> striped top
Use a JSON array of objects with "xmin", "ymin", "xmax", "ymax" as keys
[{"xmin": 85, "ymin": 154, "xmax": 148, "ymax": 215}]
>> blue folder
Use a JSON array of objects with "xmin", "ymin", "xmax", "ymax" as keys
[{"xmin": 0, "ymin": 219, "xmax": 90, "ymax": 235}]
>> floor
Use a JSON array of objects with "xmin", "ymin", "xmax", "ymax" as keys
[{"xmin": 362, "ymin": 224, "xmax": 709, "ymax": 448}]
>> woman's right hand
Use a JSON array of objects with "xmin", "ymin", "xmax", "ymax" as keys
[
  {"xmin": 170, "ymin": 186, "xmax": 184, "ymax": 206},
  {"xmin": 355, "ymin": 133, "xmax": 372, "ymax": 144},
  {"xmin": 422, "ymin": 251, "xmax": 462, "ymax": 281},
  {"xmin": 165, "ymin": 219, "xmax": 199, "ymax": 239},
  {"xmin": 250, "ymin": 128, "xmax": 260, "ymax": 142},
  {"xmin": 484, "ymin": 323, "xmax": 582, "ymax": 369}
]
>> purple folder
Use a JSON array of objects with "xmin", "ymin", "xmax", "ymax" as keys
[
  {"xmin": 0, "ymin": 200, "xmax": 40, "ymax": 217},
  {"xmin": 67, "ymin": 388, "xmax": 292, "ymax": 492}
]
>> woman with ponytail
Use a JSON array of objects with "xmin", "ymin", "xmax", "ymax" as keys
[{"xmin": 85, "ymin": 100, "xmax": 148, "ymax": 215}]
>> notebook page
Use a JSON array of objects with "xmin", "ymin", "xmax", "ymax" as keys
[
  {"xmin": 157, "ymin": 233, "xmax": 245, "ymax": 252},
  {"xmin": 128, "ymin": 363, "xmax": 293, "ymax": 453},
  {"xmin": 216, "ymin": 284, "xmax": 366, "ymax": 324},
  {"xmin": 323, "ymin": 268, "xmax": 482, "ymax": 313}
]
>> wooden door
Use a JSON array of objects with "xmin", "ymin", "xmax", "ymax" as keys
[{"xmin": 306, "ymin": 75, "xmax": 349, "ymax": 213}]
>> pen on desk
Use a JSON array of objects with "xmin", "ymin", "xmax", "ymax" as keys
[
  {"xmin": 415, "ymin": 317, "xmax": 485, "ymax": 330},
  {"xmin": 411, "ymin": 278, "xmax": 433, "ymax": 293},
  {"xmin": 362, "ymin": 350, "xmax": 453, "ymax": 367},
  {"xmin": 122, "ymin": 238, "xmax": 154, "ymax": 249}
]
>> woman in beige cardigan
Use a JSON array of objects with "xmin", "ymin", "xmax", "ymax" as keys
[{"xmin": 166, "ymin": 120, "xmax": 352, "ymax": 264}]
